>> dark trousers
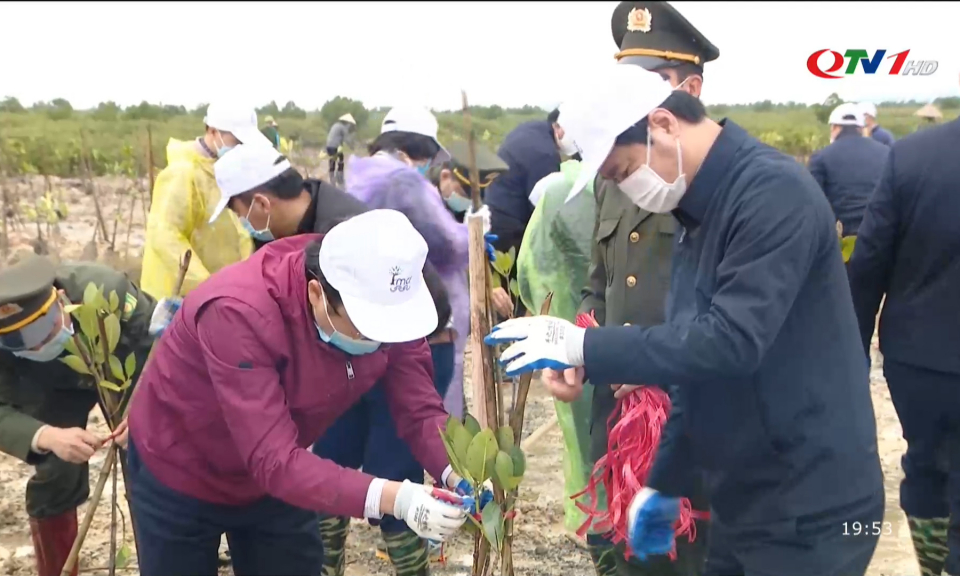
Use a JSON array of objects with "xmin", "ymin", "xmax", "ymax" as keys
[
  {"xmin": 127, "ymin": 438, "xmax": 322, "ymax": 576},
  {"xmin": 703, "ymin": 492, "xmax": 883, "ymax": 576},
  {"xmin": 326, "ymin": 146, "xmax": 345, "ymax": 180},
  {"xmin": 885, "ymin": 358, "xmax": 960, "ymax": 573},
  {"xmin": 312, "ymin": 342, "xmax": 455, "ymax": 532}
]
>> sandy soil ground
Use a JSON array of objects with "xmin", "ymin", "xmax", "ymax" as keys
[{"xmin": 0, "ymin": 175, "xmax": 920, "ymax": 575}]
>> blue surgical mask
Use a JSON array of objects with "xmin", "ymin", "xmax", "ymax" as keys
[
  {"xmin": 315, "ymin": 291, "xmax": 380, "ymax": 356},
  {"xmin": 416, "ymin": 163, "xmax": 430, "ymax": 176},
  {"xmin": 240, "ymin": 200, "xmax": 275, "ymax": 242},
  {"xmin": 215, "ymin": 131, "xmax": 234, "ymax": 158},
  {"xmin": 445, "ymin": 192, "xmax": 472, "ymax": 213},
  {"xmin": 14, "ymin": 309, "xmax": 74, "ymax": 363}
]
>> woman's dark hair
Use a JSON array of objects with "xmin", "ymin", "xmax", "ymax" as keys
[
  {"xmin": 368, "ymin": 131, "xmax": 441, "ymax": 161},
  {"xmin": 304, "ymin": 239, "xmax": 343, "ymax": 309},
  {"xmin": 613, "ymin": 90, "xmax": 707, "ymax": 146},
  {"xmin": 658, "ymin": 62, "xmax": 703, "ymax": 84},
  {"xmin": 231, "ymin": 161, "xmax": 304, "ymax": 207},
  {"xmin": 546, "ymin": 108, "xmax": 560, "ymax": 124}
]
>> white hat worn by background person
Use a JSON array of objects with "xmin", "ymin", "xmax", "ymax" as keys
[
  {"xmin": 204, "ymin": 102, "xmax": 272, "ymax": 147},
  {"xmin": 828, "ymin": 102, "xmax": 866, "ymax": 127},
  {"xmin": 859, "ymin": 102, "xmax": 878, "ymax": 119},
  {"xmin": 319, "ymin": 208, "xmax": 438, "ymax": 343},
  {"xmin": 209, "ymin": 144, "xmax": 292, "ymax": 223},
  {"xmin": 556, "ymin": 64, "xmax": 674, "ymax": 202},
  {"xmin": 380, "ymin": 106, "xmax": 451, "ymax": 163},
  {"xmin": 339, "ymin": 113, "xmax": 357, "ymax": 125}
]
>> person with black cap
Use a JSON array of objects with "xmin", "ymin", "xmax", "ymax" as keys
[
  {"xmin": 0, "ymin": 256, "xmax": 160, "ymax": 576},
  {"xmin": 808, "ymin": 102, "xmax": 889, "ymax": 247},
  {"xmin": 576, "ymin": 3, "xmax": 716, "ymax": 574}
]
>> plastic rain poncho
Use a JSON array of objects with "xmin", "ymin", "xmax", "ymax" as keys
[
  {"xmin": 140, "ymin": 139, "xmax": 253, "ymax": 299},
  {"xmin": 346, "ymin": 154, "xmax": 470, "ymax": 417},
  {"xmin": 516, "ymin": 159, "xmax": 598, "ymax": 533}
]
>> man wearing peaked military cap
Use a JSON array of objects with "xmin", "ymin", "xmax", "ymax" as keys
[
  {"xmin": 574, "ymin": 2, "xmax": 715, "ymax": 575},
  {"xmin": 427, "ymin": 140, "xmax": 509, "ymax": 219},
  {"xmin": 0, "ymin": 256, "xmax": 159, "ymax": 576}
]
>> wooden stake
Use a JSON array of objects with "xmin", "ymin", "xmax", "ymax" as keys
[
  {"xmin": 80, "ymin": 131, "xmax": 110, "ymax": 242},
  {"xmin": 61, "ymin": 447, "xmax": 118, "ymax": 576},
  {"xmin": 108, "ymin": 445, "xmax": 118, "ymax": 576}
]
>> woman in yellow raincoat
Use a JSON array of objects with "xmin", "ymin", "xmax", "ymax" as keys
[{"xmin": 140, "ymin": 102, "xmax": 268, "ymax": 299}]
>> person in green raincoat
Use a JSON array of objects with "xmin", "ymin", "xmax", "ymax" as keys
[{"xmin": 515, "ymin": 159, "xmax": 597, "ymax": 544}]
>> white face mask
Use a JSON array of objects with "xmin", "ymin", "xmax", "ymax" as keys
[
  {"xmin": 558, "ymin": 132, "xmax": 580, "ymax": 157},
  {"xmin": 618, "ymin": 128, "xmax": 687, "ymax": 214}
]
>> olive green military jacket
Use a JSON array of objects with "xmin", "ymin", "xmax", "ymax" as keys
[
  {"xmin": 0, "ymin": 262, "xmax": 156, "ymax": 464},
  {"xmin": 578, "ymin": 176, "xmax": 676, "ymax": 328}
]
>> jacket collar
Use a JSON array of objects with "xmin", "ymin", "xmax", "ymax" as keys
[{"xmin": 674, "ymin": 119, "xmax": 749, "ymax": 228}]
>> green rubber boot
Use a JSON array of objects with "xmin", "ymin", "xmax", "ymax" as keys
[
  {"xmin": 908, "ymin": 516, "xmax": 950, "ymax": 576},
  {"xmin": 382, "ymin": 529, "xmax": 430, "ymax": 576},
  {"xmin": 587, "ymin": 537, "xmax": 619, "ymax": 576},
  {"xmin": 319, "ymin": 515, "xmax": 350, "ymax": 576}
]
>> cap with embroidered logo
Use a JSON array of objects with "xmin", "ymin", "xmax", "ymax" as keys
[
  {"xmin": 0, "ymin": 256, "xmax": 63, "ymax": 352},
  {"xmin": 318, "ymin": 209, "xmax": 438, "ymax": 343},
  {"xmin": 210, "ymin": 144, "xmax": 293, "ymax": 223},
  {"xmin": 612, "ymin": 1, "xmax": 718, "ymax": 70}
]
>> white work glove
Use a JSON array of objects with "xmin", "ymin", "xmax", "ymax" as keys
[
  {"xmin": 466, "ymin": 204, "xmax": 492, "ymax": 235},
  {"xmin": 393, "ymin": 480, "xmax": 468, "ymax": 541},
  {"xmin": 148, "ymin": 297, "xmax": 183, "ymax": 338},
  {"xmin": 484, "ymin": 316, "xmax": 586, "ymax": 377}
]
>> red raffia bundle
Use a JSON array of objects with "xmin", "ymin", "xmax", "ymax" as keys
[{"xmin": 571, "ymin": 310, "xmax": 707, "ymax": 560}]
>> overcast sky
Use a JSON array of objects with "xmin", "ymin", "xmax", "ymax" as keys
[{"xmin": 1, "ymin": 1, "xmax": 957, "ymax": 112}]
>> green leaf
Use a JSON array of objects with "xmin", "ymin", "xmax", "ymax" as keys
[
  {"xmin": 124, "ymin": 352, "xmax": 136, "ymax": 379},
  {"xmin": 509, "ymin": 444, "xmax": 526, "ymax": 477},
  {"xmin": 841, "ymin": 235, "xmax": 857, "ymax": 263},
  {"xmin": 488, "ymin": 268, "xmax": 502, "ymax": 290},
  {"xmin": 451, "ymin": 424, "xmax": 474, "ymax": 465},
  {"xmin": 493, "ymin": 450, "xmax": 519, "ymax": 492},
  {"xmin": 492, "ymin": 250, "xmax": 514, "ymax": 278},
  {"xmin": 60, "ymin": 355, "xmax": 91, "ymax": 375},
  {"xmin": 82, "ymin": 282, "xmax": 99, "ymax": 307},
  {"xmin": 466, "ymin": 429, "xmax": 498, "ymax": 483},
  {"xmin": 481, "ymin": 500, "xmax": 504, "ymax": 550},
  {"xmin": 445, "ymin": 415, "xmax": 465, "ymax": 438},
  {"xmin": 508, "ymin": 278, "xmax": 520, "ymax": 299},
  {"xmin": 108, "ymin": 290, "xmax": 120, "ymax": 313},
  {"xmin": 108, "ymin": 355, "xmax": 124, "ymax": 381},
  {"xmin": 62, "ymin": 303, "xmax": 82, "ymax": 314},
  {"xmin": 98, "ymin": 380, "xmax": 123, "ymax": 392},
  {"xmin": 104, "ymin": 314, "xmax": 121, "ymax": 353},
  {"xmin": 115, "ymin": 543, "xmax": 131, "ymax": 568},
  {"xmin": 77, "ymin": 305, "xmax": 98, "ymax": 340},
  {"xmin": 439, "ymin": 428, "xmax": 471, "ymax": 482},
  {"xmin": 463, "ymin": 413, "xmax": 482, "ymax": 437},
  {"xmin": 496, "ymin": 426, "xmax": 514, "ymax": 449},
  {"xmin": 63, "ymin": 334, "xmax": 80, "ymax": 357}
]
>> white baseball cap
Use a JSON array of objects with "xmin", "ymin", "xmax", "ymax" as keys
[
  {"xmin": 557, "ymin": 64, "xmax": 674, "ymax": 203},
  {"xmin": 859, "ymin": 102, "xmax": 878, "ymax": 119},
  {"xmin": 209, "ymin": 144, "xmax": 292, "ymax": 223},
  {"xmin": 318, "ymin": 209, "xmax": 438, "ymax": 343},
  {"xmin": 204, "ymin": 102, "xmax": 271, "ymax": 147},
  {"xmin": 380, "ymin": 106, "xmax": 451, "ymax": 163},
  {"xmin": 829, "ymin": 103, "xmax": 865, "ymax": 127}
]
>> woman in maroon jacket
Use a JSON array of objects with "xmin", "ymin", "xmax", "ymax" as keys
[{"xmin": 126, "ymin": 209, "xmax": 469, "ymax": 576}]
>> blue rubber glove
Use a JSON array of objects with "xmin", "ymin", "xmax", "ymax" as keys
[
  {"xmin": 455, "ymin": 478, "xmax": 494, "ymax": 512},
  {"xmin": 484, "ymin": 316, "xmax": 586, "ymax": 377},
  {"xmin": 148, "ymin": 297, "xmax": 183, "ymax": 338},
  {"xmin": 484, "ymin": 233, "xmax": 498, "ymax": 263},
  {"xmin": 627, "ymin": 487, "xmax": 679, "ymax": 560}
]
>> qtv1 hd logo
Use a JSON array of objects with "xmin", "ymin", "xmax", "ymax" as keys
[{"xmin": 807, "ymin": 49, "xmax": 939, "ymax": 79}]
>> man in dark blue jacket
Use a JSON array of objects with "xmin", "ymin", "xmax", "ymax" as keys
[
  {"xmin": 859, "ymin": 102, "xmax": 896, "ymax": 147},
  {"xmin": 484, "ymin": 120, "xmax": 562, "ymax": 256},
  {"xmin": 487, "ymin": 65, "xmax": 884, "ymax": 576},
  {"xmin": 848, "ymin": 116, "xmax": 960, "ymax": 576},
  {"xmin": 808, "ymin": 102, "xmax": 890, "ymax": 237}
]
